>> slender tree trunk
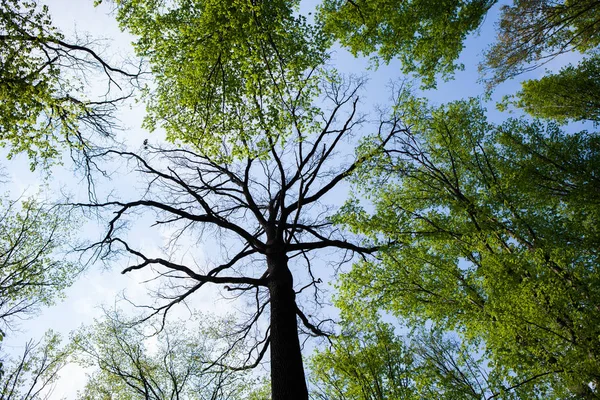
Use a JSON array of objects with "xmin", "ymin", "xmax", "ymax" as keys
[{"xmin": 267, "ymin": 250, "xmax": 308, "ymax": 400}]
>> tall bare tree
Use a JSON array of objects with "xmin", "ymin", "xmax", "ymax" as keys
[{"xmin": 78, "ymin": 76, "xmax": 406, "ymax": 399}]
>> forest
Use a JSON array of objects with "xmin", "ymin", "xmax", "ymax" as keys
[{"xmin": 0, "ymin": 0, "xmax": 599, "ymax": 398}]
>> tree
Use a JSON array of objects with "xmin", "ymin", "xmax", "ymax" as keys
[
  {"xmin": 482, "ymin": 0, "xmax": 600, "ymax": 88},
  {"xmin": 0, "ymin": 331, "xmax": 70, "ymax": 400},
  {"xmin": 72, "ymin": 311, "xmax": 255, "ymax": 400},
  {"xmin": 109, "ymin": 0, "xmax": 329, "ymax": 155},
  {"xmin": 310, "ymin": 319, "xmax": 549, "ymax": 399},
  {"xmin": 0, "ymin": 0, "xmax": 137, "ymax": 377},
  {"xmin": 500, "ymin": 54, "xmax": 600, "ymax": 124},
  {"xmin": 0, "ymin": 0, "xmax": 138, "ymax": 169},
  {"xmin": 317, "ymin": 0, "xmax": 494, "ymax": 87},
  {"xmin": 77, "ymin": 75, "xmax": 404, "ymax": 400},
  {"xmin": 317, "ymin": 0, "xmax": 600, "ymax": 88},
  {"xmin": 0, "ymin": 193, "xmax": 78, "ymax": 378},
  {"xmin": 333, "ymin": 96, "xmax": 600, "ymax": 397},
  {"xmin": 0, "ymin": 0, "xmax": 136, "ymax": 377},
  {"xmin": 76, "ymin": 1, "xmax": 600, "ymax": 398},
  {"xmin": 310, "ymin": 320, "xmax": 417, "ymax": 400},
  {"xmin": 0, "ymin": 196, "xmax": 78, "ymax": 333}
]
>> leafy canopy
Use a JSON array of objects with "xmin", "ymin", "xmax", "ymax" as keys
[
  {"xmin": 310, "ymin": 320, "xmax": 417, "ymax": 400},
  {"xmin": 1, "ymin": 331, "xmax": 69, "ymax": 399},
  {"xmin": 310, "ymin": 318, "xmax": 552, "ymax": 399},
  {"xmin": 335, "ymin": 96, "xmax": 600, "ymax": 397},
  {"xmin": 1, "ymin": 0, "xmax": 133, "ymax": 169},
  {"xmin": 0, "ymin": 0, "xmax": 74, "ymax": 167},
  {"xmin": 483, "ymin": 0, "xmax": 600, "ymax": 87},
  {"xmin": 317, "ymin": 0, "xmax": 494, "ymax": 88},
  {"xmin": 318, "ymin": 0, "xmax": 600, "ymax": 89},
  {"xmin": 500, "ymin": 54, "xmax": 600, "ymax": 124},
  {"xmin": 111, "ymin": 0, "xmax": 330, "ymax": 157},
  {"xmin": 72, "ymin": 311, "xmax": 258, "ymax": 400},
  {"xmin": 0, "ymin": 195, "xmax": 79, "ymax": 333}
]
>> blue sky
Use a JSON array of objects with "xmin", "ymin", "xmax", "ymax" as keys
[{"xmin": 3, "ymin": 0, "xmax": 591, "ymax": 397}]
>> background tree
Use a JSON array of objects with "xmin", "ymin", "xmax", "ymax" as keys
[
  {"xmin": 310, "ymin": 320, "xmax": 417, "ymax": 400},
  {"xmin": 482, "ymin": 0, "xmax": 600, "ymax": 87},
  {"xmin": 77, "ymin": 75, "xmax": 404, "ymax": 399},
  {"xmin": 317, "ymin": 0, "xmax": 494, "ymax": 88},
  {"xmin": 310, "ymin": 318, "xmax": 549, "ymax": 399},
  {"xmin": 72, "ymin": 311, "xmax": 255, "ymax": 400},
  {"xmin": 0, "ymin": 196, "xmax": 77, "ymax": 333},
  {"xmin": 0, "ymin": 0, "xmax": 138, "ymax": 170},
  {"xmin": 500, "ymin": 54, "xmax": 600, "ymax": 124},
  {"xmin": 318, "ymin": 0, "xmax": 600, "ymax": 89},
  {"xmin": 0, "ymin": 193, "xmax": 78, "ymax": 378},
  {"xmin": 0, "ymin": 0, "xmax": 133, "ymax": 379},
  {"xmin": 333, "ymin": 95, "xmax": 600, "ymax": 398},
  {"xmin": 0, "ymin": 331, "xmax": 70, "ymax": 400}
]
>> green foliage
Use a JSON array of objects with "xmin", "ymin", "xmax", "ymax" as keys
[
  {"xmin": 111, "ymin": 0, "xmax": 329, "ymax": 158},
  {"xmin": 499, "ymin": 54, "xmax": 600, "ymax": 124},
  {"xmin": 246, "ymin": 378, "xmax": 271, "ymax": 400},
  {"xmin": 335, "ymin": 96, "xmax": 600, "ymax": 397},
  {"xmin": 1, "ymin": 0, "xmax": 66, "ymax": 167},
  {"xmin": 0, "ymin": 0, "xmax": 132, "ymax": 169},
  {"xmin": 319, "ymin": 0, "xmax": 600, "ymax": 89},
  {"xmin": 310, "ymin": 321, "xmax": 417, "ymax": 400},
  {"xmin": 72, "ymin": 311, "xmax": 259, "ymax": 399},
  {"xmin": 0, "ymin": 331, "xmax": 70, "ymax": 400},
  {"xmin": 0, "ymin": 195, "xmax": 79, "ymax": 331},
  {"xmin": 483, "ymin": 0, "xmax": 600, "ymax": 87},
  {"xmin": 310, "ymin": 318, "xmax": 550, "ymax": 399},
  {"xmin": 317, "ymin": 0, "xmax": 494, "ymax": 88}
]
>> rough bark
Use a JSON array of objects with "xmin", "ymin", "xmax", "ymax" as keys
[{"xmin": 267, "ymin": 248, "xmax": 308, "ymax": 400}]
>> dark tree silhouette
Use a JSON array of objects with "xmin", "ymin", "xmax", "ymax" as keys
[{"xmin": 78, "ymin": 77, "xmax": 405, "ymax": 399}]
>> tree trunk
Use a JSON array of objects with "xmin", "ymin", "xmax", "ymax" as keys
[{"xmin": 267, "ymin": 250, "xmax": 308, "ymax": 400}]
